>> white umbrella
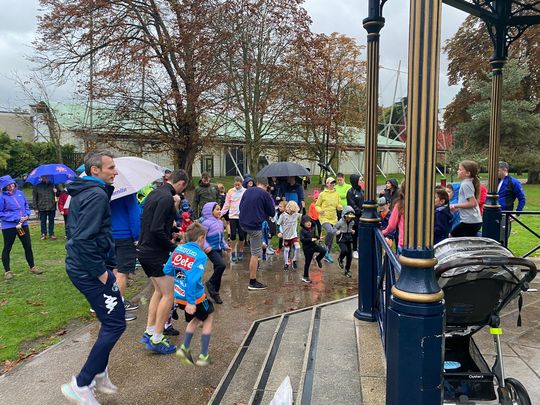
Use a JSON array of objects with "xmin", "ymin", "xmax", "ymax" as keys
[{"xmin": 81, "ymin": 156, "xmax": 165, "ymax": 200}]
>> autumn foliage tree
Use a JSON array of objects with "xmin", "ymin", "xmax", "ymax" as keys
[
  {"xmin": 215, "ymin": 0, "xmax": 311, "ymax": 175},
  {"xmin": 284, "ymin": 33, "xmax": 366, "ymax": 169},
  {"xmin": 35, "ymin": 0, "xmax": 229, "ymax": 177}
]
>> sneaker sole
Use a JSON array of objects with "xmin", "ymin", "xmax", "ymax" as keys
[
  {"xmin": 61, "ymin": 384, "xmax": 84, "ymax": 405},
  {"xmin": 145, "ymin": 343, "xmax": 177, "ymax": 354},
  {"xmin": 248, "ymin": 285, "xmax": 267, "ymax": 290},
  {"xmin": 125, "ymin": 306, "xmax": 139, "ymax": 312},
  {"xmin": 95, "ymin": 383, "xmax": 118, "ymax": 395},
  {"xmin": 176, "ymin": 350, "xmax": 194, "ymax": 366}
]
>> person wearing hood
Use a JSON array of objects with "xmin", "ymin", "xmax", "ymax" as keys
[
  {"xmin": 242, "ymin": 175, "xmax": 255, "ymax": 189},
  {"xmin": 383, "ymin": 178, "xmax": 399, "ymax": 209},
  {"xmin": 0, "ymin": 175, "xmax": 41, "ymax": 280},
  {"xmin": 335, "ymin": 206, "xmax": 356, "ymax": 277},
  {"xmin": 346, "ymin": 174, "xmax": 365, "ymax": 259},
  {"xmin": 278, "ymin": 176, "xmax": 305, "ymax": 212},
  {"xmin": 193, "ymin": 172, "xmax": 219, "ymax": 219},
  {"xmin": 299, "ymin": 214, "xmax": 326, "ymax": 284},
  {"xmin": 61, "ymin": 151, "xmax": 126, "ymax": 404},
  {"xmin": 315, "ymin": 177, "xmax": 342, "ymax": 263},
  {"xmin": 201, "ymin": 201, "xmax": 231, "ymax": 304}
]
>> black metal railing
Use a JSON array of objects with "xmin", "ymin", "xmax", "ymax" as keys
[
  {"xmin": 501, "ymin": 211, "xmax": 540, "ymax": 257},
  {"xmin": 374, "ymin": 229, "xmax": 401, "ymax": 351}
]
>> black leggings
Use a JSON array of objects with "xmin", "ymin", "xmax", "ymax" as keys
[
  {"xmin": 338, "ymin": 241, "xmax": 353, "ymax": 271},
  {"xmin": 2, "ymin": 226, "xmax": 35, "ymax": 272},
  {"xmin": 207, "ymin": 250, "xmax": 227, "ymax": 292},
  {"xmin": 303, "ymin": 245, "xmax": 326, "ymax": 278},
  {"xmin": 451, "ymin": 222, "xmax": 482, "ymax": 237},
  {"xmin": 311, "ymin": 219, "xmax": 322, "ymax": 238}
]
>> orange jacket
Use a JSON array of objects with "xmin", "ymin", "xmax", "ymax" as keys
[{"xmin": 308, "ymin": 202, "xmax": 319, "ymax": 221}]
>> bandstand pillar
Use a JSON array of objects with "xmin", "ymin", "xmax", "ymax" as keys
[
  {"xmin": 355, "ymin": 0, "xmax": 385, "ymax": 322},
  {"xmin": 386, "ymin": 0, "xmax": 445, "ymax": 403}
]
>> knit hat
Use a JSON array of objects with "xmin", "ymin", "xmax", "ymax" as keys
[
  {"xmin": 313, "ymin": 190, "xmax": 320, "ymax": 199},
  {"xmin": 377, "ymin": 197, "xmax": 388, "ymax": 206}
]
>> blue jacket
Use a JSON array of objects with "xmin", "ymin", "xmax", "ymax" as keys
[
  {"xmin": 278, "ymin": 181, "xmax": 304, "ymax": 205},
  {"xmin": 0, "ymin": 176, "xmax": 31, "ymax": 230},
  {"xmin": 110, "ymin": 194, "xmax": 141, "ymax": 241},
  {"xmin": 498, "ymin": 176, "xmax": 526, "ymax": 211},
  {"xmin": 239, "ymin": 186, "xmax": 276, "ymax": 231},
  {"xmin": 434, "ymin": 205, "xmax": 453, "ymax": 245},
  {"xmin": 163, "ymin": 242, "xmax": 208, "ymax": 305},
  {"xmin": 65, "ymin": 177, "xmax": 116, "ymax": 279},
  {"xmin": 201, "ymin": 202, "xmax": 229, "ymax": 251}
]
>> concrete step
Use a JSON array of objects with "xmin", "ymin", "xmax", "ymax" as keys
[{"xmin": 209, "ymin": 296, "xmax": 372, "ymax": 405}]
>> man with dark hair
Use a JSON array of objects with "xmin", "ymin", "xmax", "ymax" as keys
[
  {"xmin": 498, "ymin": 161, "xmax": 526, "ymax": 212},
  {"xmin": 239, "ymin": 177, "xmax": 275, "ymax": 290},
  {"xmin": 138, "ymin": 169, "xmax": 189, "ymax": 354},
  {"xmin": 193, "ymin": 171, "xmax": 219, "ymax": 218},
  {"xmin": 33, "ymin": 175, "xmax": 57, "ymax": 240},
  {"xmin": 62, "ymin": 151, "xmax": 126, "ymax": 404}
]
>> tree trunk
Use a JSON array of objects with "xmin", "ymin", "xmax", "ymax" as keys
[
  {"xmin": 174, "ymin": 146, "xmax": 197, "ymax": 186},
  {"xmin": 246, "ymin": 142, "xmax": 261, "ymax": 177},
  {"xmin": 527, "ymin": 170, "xmax": 539, "ymax": 184}
]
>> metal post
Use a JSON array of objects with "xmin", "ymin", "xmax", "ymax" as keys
[
  {"xmin": 355, "ymin": 0, "xmax": 384, "ymax": 322},
  {"xmin": 386, "ymin": 0, "xmax": 445, "ymax": 403}
]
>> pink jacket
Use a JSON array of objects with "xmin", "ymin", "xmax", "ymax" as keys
[{"xmin": 382, "ymin": 204, "xmax": 404, "ymax": 249}]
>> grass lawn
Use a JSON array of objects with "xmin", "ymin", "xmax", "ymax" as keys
[
  {"xmin": 0, "ymin": 223, "xmax": 147, "ymax": 369},
  {"xmin": 507, "ymin": 184, "xmax": 540, "ymax": 257}
]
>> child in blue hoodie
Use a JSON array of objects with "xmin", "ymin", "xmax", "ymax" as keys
[
  {"xmin": 163, "ymin": 222, "xmax": 214, "ymax": 367},
  {"xmin": 201, "ymin": 202, "xmax": 230, "ymax": 305}
]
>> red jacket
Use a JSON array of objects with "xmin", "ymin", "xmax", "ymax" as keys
[{"xmin": 58, "ymin": 191, "xmax": 69, "ymax": 216}]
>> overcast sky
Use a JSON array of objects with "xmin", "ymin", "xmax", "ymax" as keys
[{"xmin": 0, "ymin": 0, "xmax": 467, "ymax": 111}]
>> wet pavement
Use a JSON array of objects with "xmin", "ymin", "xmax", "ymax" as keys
[{"xmin": 0, "ymin": 250, "xmax": 358, "ymax": 405}]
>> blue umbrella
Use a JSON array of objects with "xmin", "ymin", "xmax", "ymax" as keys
[
  {"xmin": 76, "ymin": 164, "xmax": 85, "ymax": 173},
  {"xmin": 26, "ymin": 164, "xmax": 77, "ymax": 185}
]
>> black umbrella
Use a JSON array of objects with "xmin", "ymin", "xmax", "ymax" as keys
[{"xmin": 256, "ymin": 162, "xmax": 310, "ymax": 178}]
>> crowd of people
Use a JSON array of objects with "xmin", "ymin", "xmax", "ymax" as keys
[{"xmin": 0, "ymin": 153, "xmax": 528, "ymax": 405}]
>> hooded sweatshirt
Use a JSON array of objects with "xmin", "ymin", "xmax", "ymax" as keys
[
  {"xmin": 434, "ymin": 204, "xmax": 453, "ymax": 245},
  {"xmin": 110, "ymin": 193, "xmax": 141, "ymax": 241},
  {"xmin": 347, "ymin": 174, "xmax": 364, "ymax": 217},
  {"xmin": 300, "ymin": 214, "xmax": 319, "ymax": 253},
  {"xmin": 65, "ymin": 177, "xmax": 116, "ymax": 278},
  {"xmin": 315, "ymin": 187, "xmax": 341, "ymax": 224},
  {"xmin": 335, "ymin": 181, "xmax": 352, "ymax": 209},
  {"xmin": 0, "ymin": 175, "xmax": 31, "ymax": 230},
  {"xmin": 201, "ymin": 202, "xmax": 229, "ymax": 251},
  {"xmin": 334, "ymin": 206, "xmax": 356, "ymax": 243}
]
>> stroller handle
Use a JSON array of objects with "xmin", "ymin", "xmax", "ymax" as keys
[{"xmin": 436, "ymin": 256, "xmax": 537, "ymax": 282}]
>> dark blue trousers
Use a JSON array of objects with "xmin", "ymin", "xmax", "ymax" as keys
[
  {"xmin": 69, "ymin": 270, "xmax": 126, "ymax": 387},
  {"xmin": 39, "ymin": 210, "xmax": 55, "ymax": 236}
]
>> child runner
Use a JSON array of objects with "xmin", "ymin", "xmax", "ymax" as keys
[
  {"xmin": 450, "ymin": 160, "xmax": 483, "ymax": 237},
  {"xmin": 261, "ymin": 219, "xmax": 271, "ymax": 261},
  {"xmin": 274, "ymin": 200, "xmax": 287, "ymax": 254},
  {"xmin": 221, "ymin": 177, "xmax": 246, "ymax": 263},
  {"xmin": 308, "ymin": 190, "xmax": 321, "ymax": 238},
  {"xmin": 434, "ymin": 188, "xmax": 453, "ymax": 245},
  {"xmin": 201, "ymin": 202, "xmax": 230, "ymax": 305},
  {"xmin": 299, "ymin": 215, "xmax": 326, "ymax": 284},
  {"xmin": 377, "ymin": 197, "xmax": 390, "ymax": 230},
  {"xmin": 335, "ymin": 206, "xmax": 356, "ymax": 277},
  {"xmin": 277, "ymin": 201, "xmax": 301, "ymax": 270},
  {"xmin": 178, "ymin": 211, "xmax": 193, "ymax": 242},
  {"xmin": 164, "ymin": 223, "xmax": 215, "ymax": 367}
]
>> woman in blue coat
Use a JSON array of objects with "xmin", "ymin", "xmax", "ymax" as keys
[{"xmin": 0, "ymin": 175, "xmax": 42, "ymax": 279}]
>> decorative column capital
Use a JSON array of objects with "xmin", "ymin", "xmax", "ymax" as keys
[
  {"xmin": 363, "ymin": 17, "xmax": 385, "ymax": 36},
  {"xmin": 489, "ymin": 57, "xmax": 506, "ymax": 72}
]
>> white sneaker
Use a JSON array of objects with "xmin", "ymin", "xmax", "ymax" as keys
[
  {"xmin": 94, "ymin": 368, "xmax": 118, "ymax": 394},
  {"xmin": 61, "ymin": 376, "xmax": 101, "ymax": 405},
  {"xmin": 353, "ymin": 251, "xmax": 359, "ymax": 259}
]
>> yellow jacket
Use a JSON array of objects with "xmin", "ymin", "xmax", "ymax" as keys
[{"xmin": 315, "ymin": 188, "xmax": 342, "ymax": 224}]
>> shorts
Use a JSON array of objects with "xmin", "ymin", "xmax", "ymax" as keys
[
  {"xmin": 138, "ymin": 252, "xmax": 169, "ymax": 278},
  {"xmin": 229, "ymin": 218, "xmax": 245, "ymax": 241},
  {"xmin": 178, "ymin": 299, "xmax": 214, "ymax": 322},
  {"xmin": 283, "ymin": 237, "xmax": 299, "ymax": 247},
  {"xmin": 115, "ymin": 238, "xmax": 137, "ymax": 274},
  {"xmin": 246, "ymin": 229, "xmax": 263, "ymax": 256}
]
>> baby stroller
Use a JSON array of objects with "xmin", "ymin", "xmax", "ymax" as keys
[{"xmin": 434, "ymin": 237, "xmax": 537, "ymax": 404}]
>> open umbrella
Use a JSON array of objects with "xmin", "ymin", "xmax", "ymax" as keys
[
  {"xmin": 256, "ymin": 162, "xmax": 310, "ymax": 178},
  {"xmin": 82, "ymin": 156, "xmax": 164, "ymax": 201},
  {"xmin": 26, "ymin": 164, "xmax": 77, "ymax": 185}
]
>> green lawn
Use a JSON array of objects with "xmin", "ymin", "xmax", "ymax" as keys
[
  {"xmin": 507, "ymin": 184, "xmax": 540, "ymax": 257},
  {"xmin": 0, "ymin": 224, "xmax": 146, "ymax": 367}
]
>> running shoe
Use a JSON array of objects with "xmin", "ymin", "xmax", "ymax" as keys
[
  {"xmin": 345, "ymin": 271, "xmax": 352, "ymax": 278},
  {"xmin": 164, "ymin": 325, "xmax": 180, "ymax": 336},
  {"xmin": 125, "ymin": 313, "xmax": 137, "ymax": 322},
  {"xmin": 231, "ymin": 252, "xmax": 238, "ymax": 263},
  {"xmin": 140, "ymin": 332, "xmax": 152, "ymax": 344},
  {"xmin": 323, "ymin": 253, "xmax": 334, "ymax": 263},
  {"xmin": 124, "ymin": 300, "xmax": 139, "ymax": 311},
  {"xmin": 316, "ymin": 258, "xmax": 323, "ymax": 268},
  {"xmin": 266, "ymin": 247, "xmax": 275, "ymax": 255},
  {"xmin": 196, "ymin": 353, "xmax": 212, "ymax": 366},
  {"xmin": 353, "ymin": 251, "xmax": 359, "ymax": 259},
  {"xmin": 283, "ymin": 264, "xmax": 289, "ymax": 271},
  {"xmin": 237, "ymin": 253, "xmax": 244, "ymax": 261},
  {"xmin": 94, "ymin": 368, "xmax": 118, "ymax": 394},
  {"xmin": 338, "ymin": 257, "xmax": 344, "ymax": 269},
  {"xmin": 145, "ymin": 336, "xmax": 177, "ymax": 354},
  {"xmin": 176, "ymin": 344, "xmax": 194, "ymax": 366},
  {"xmin": 248, "ymin": 280, "xmax": 267, "ymax": 290},
  {"xmin": 302, "ymin": 277, "xmax": 312, "ymax": 284},
  {"xmin": 61, "ymin": 376, "xmax": 100, "ymax": 405},
  {"xmin": 292, "ymin": 261, "xmax": 298, "ymax": 269},
  {"xmin": 4, "ymin": 271, "xmax": 13, "ymax": 280}
]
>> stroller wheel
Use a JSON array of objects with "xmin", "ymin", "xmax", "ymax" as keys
[{"xmin": 498, "ymin": 378, "xmax": 531, "ymax": 405}]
